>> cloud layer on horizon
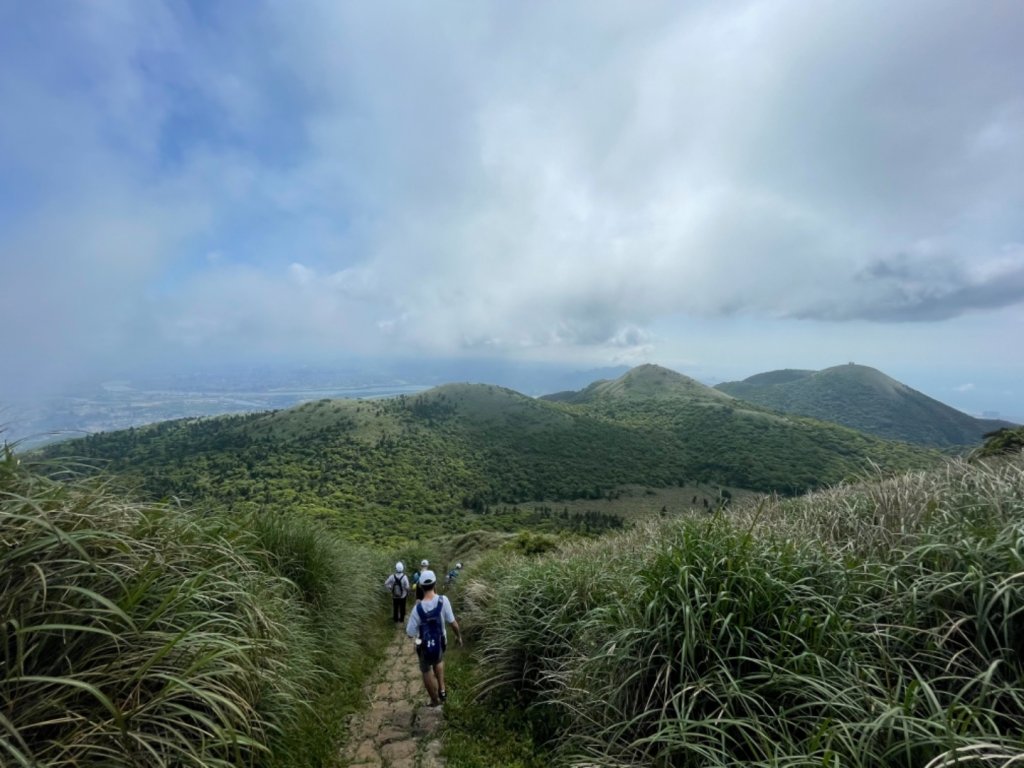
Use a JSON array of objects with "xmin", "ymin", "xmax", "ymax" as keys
[{"xmin": 1, "ymin": 1, "xmax": 1023, "ymax": 396}]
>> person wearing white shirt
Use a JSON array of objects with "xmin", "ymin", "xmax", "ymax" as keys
[
  {"xmin": 384, "ymin": 562, "xmax": 410, "ymax": 623},
  {"xmin": 405, "ymin": 570, "xmax": 463, "ymax": 706}
]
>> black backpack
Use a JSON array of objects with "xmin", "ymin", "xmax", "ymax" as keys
[
  {"xmin": 416, "ymin": 597, "xmax": 446, "ymax": 664},
  {"xmin": 391, "ymin": 574, "xmax": 406, "ymax": 597}
]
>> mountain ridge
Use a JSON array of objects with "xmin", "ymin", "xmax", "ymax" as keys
[
  {"xmin": 715, "ymin": 363, "xmax": 1014, "ymax": 447},
  {"xmin": 39, "ymin": 366, "xmax": 939, "ymax": 540}
]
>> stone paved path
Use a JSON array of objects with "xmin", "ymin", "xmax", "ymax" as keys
[{"xmin": 343, "ymin": 627, "xmax": 446, "ymax": 768}]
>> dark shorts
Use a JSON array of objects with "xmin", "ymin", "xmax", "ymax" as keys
[{"xmin": 416, "ymin": 642, "xmax": 446, "ymax": 673}]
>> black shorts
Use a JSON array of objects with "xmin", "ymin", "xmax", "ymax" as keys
[
  {"xmin": 417, "ymin": 648, "xmax": 445, "ymax": 672},
  {"xmin": 416, "ymin": 638, "xmax": 448, "ymax": 672}
]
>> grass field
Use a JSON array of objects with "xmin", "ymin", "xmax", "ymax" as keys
[
  {"xmin": 0, "ymin": 445, "xmax": 389, "ymax": 768},
  {"xmin": 520, "ymin": 482, "xmax": 760, "ymax": 522},
  {"xmin": 455, "ymin": 453, "xmax": 1024, "ymax": 767}
]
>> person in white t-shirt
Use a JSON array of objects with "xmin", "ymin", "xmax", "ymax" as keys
[
  {"xmin": 405, "ymin": 570, "xmax": 463, "ymax": 706},
  {"xmin": 384, "ymin": 562, "xmax": 410, "ymax": 623}
]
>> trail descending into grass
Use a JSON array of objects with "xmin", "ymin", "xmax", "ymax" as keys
[{"xmin": 343, "ymin": 628, "xmax": 447, "ymax": 768}]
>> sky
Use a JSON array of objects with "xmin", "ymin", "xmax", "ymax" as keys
[{"xmin": 1, "ymin": 1, "xmax": 1022, "ymax": 420}]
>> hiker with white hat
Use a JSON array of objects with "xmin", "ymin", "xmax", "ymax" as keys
[
  {"xmin": 384, "ymin": 562, "xmax": 410, "ymax": 623},
  {"xmin": 406, "ymin": 569, "xmax": 463, "ymax": 707}
]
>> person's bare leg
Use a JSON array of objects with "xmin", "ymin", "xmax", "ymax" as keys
[
  {"xmin": 434, "ymin": 660, "xmax": 446, "ymax": 698},
  {"xmin": 422, "ymin": 668, "xmax": 439, "ymax": 704}
]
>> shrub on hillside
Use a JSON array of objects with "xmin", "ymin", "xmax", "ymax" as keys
[
  {"xmin": 0, "ymin": 446, "xmax": 382, "ymax": 768},
  {"xmin": 972, "ymin": 427, "xmax": 1024, "ymax": 460},
  {"xmin": 463, "ymin": 455, "xmax": 1024, "ymax": 767}
]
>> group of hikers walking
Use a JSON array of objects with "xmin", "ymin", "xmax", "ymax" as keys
[{"xmin": 383, "ymin": 558, "xmax": 464, "ymax": 707}]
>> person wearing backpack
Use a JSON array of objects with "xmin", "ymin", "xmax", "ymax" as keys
[
  {"xmin": 413, "ymin": 558, "xmax": 429, "ymax": 602},
  {"xmin": 384, "ymin": 562, "xmax": 410, "ymax": 623},
  {"xmin": 445, "ymin": 562, "xmax": 462, "ymax": 586},
  {"xmin": 405, "ymin": 569, "xmax": 463, "ymax": 707}
]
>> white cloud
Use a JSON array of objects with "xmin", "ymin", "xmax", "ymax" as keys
[
  {"xmin": 2, "ymin": 0, "xmax": 1024, "ymax": 400},
  {"xmin": 234, "ymin": 0, "xmax": 1024, "ymax": 351}
]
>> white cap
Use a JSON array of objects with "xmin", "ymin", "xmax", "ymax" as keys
[
  {"xmin": 455, "ymin": 562, "xmax": 462, "ymax": 569},
  {"xmin": 419, "ymin": 569, "xmax": 437, "ymax": 586},
  {"xmin": 420, "ymin": 559, "xmax": 429, "ymax": 567},
  {"xmin": 395, "ymin": 562, "xmax": 404, "ymax": 573}
]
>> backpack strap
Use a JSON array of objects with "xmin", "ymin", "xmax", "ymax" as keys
[{"xmin": 416, "ymin": 597, "xmax": 444, "ymax": 622}]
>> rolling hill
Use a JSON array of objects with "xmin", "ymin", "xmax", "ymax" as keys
[
  {"xmin": 540, "ymin": 364, "xmax": 938, "ymax": 488},
  {"xmin": 37, "ymin": 366, "xmax": 939, "ymax": 541},
  {"xmin": 543, "ymin": 363, "xmax": 731, "ymax": 404},
  {"xmin": 714, "ymin": 363, "xmax": 1014, "ymax": 448}
]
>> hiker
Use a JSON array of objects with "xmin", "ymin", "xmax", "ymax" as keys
[
  {"xmin": 413, "ymin": 558, "xmax": 430, "ymax": 601},
  {"xmin": 445, "ymin": 562, "xmax": 462, "ymax": 586},
  {"xmin": 384, "ymin": 562, "xmax": 410, "ymax": 623},
  {"xmin": 406, "ymin": 569, "xmax": 463, "ymax": 707}
]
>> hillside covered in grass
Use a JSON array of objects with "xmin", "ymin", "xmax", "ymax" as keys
[
  {"xmin": 456, "ymin": 450, "xmax": 1024, "ymax": 767},
  {"xmin": 39, "ymin": 367, "xmax": 938, "ymax": 542},
  {"xmin": 714, "ymin": 363, "xmax": 1014, "ymax": 448},
  {"xmin": 0, "ymin": 446, "xmax": 386, "ymax": 768},
  {"xmin": 7, "ymin": 398, "xmax": 1020, "ymax": 768},
  {"xmin": 540, "ymin": 365, "xmax": 939, "ymax": 490}
]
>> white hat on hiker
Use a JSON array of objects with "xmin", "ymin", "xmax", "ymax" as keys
[
  {"xmin": 419, "ymin": 570, "xmax": 437, "ymax": 586},
  {"xmin": 420, "ymin": 559, "xmax": 429, "ymax": 567},
  {"xmin": 395, "ymin": 562, "xmax": 404, "ymax": 572}
]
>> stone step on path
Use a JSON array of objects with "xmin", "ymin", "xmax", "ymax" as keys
[{"xmin": 343, "ymin": 626, "xmax": 446, "ymax": 768}]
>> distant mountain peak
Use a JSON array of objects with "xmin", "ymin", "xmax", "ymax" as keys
[
  {"xmin": 542, "ymin": 364, "xmax": 728, "ymax": 403},
  {"xmin": 716, "ymin": 363, "xmax": 1014, "ymax": 448},
  {"xmin": 624, "ymin": 363, "xmax": 684, "ymax": 378},
  {"xmin": 629, "ymin": 363, "xmax": 674, "ymax": 374}
]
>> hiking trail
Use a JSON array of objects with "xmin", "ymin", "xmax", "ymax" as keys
[{"xmin": 343, "ymin": 627, "xmax": 446, "ymax": 768}]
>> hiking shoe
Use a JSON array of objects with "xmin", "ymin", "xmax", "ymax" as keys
[{"xmin": 439, "ymin": 689, "xmax": 447, "ymax": 703}]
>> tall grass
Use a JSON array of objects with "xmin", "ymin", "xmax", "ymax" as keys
[
  {"xmin": 245, "ymin": 511, "xmax": 388, "ymax": 768},
  {"xmin": 1, "ymin": 445, "xmax": 384, "ymax": 767},
  {"xmin": 462, "ymin": 454, "xmax": 1024, "ymax": 767}
]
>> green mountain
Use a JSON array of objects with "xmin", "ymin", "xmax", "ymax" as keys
[
  {"xmin": 39, "ymin": 367, "xmax": 938, "ymax": 541},
  {"xmin": 540, "ymin": 364, "xmax": 937, "ymax": 487},
  {"xmin": 714, "ymin": 363, "xmax": 1014, "ymax": 448},
  {"xmin": 543, "ymin": 363, "xmax": 731, "ymax": 404}
]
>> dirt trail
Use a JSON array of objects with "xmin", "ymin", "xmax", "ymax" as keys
[{"xmin": 343, "ymin": 627, "xmax": 446, "ymax": 768}]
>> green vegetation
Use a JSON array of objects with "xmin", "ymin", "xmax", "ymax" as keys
[
  {"xmin": 547, "ymin": 365, "xmax": 937, "ymax": 492},
  {"xmin": 972, "ymin": 426, "xmax": 1024, "ymax": 460},
  {"xmin": 459, "ymin": 452, "xmax": 1024, "ymax": 766},
  {"xmin": 441, "ymin": 649, "xmax": 549, "ymax": 768},
  {"xmin": 0, "ymin": 446, "xmax": 387, "ymax": 768},
  {"xmin": 39, "ymin": 368, "xmax": 938, "ymax": 543},
  {"xmin": 546, "ymin": 363, "xmax": 733, "ymax": 403},
  {"xmin": 6, "ymin": 376, "xmax": 1020, "ymax": 767},
  {"xmin": 715, "ymin": 363, "xmax": 1015, "ymax": 448}
]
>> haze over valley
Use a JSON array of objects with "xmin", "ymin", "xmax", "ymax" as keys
[{"xmin": 2, "ymin": 2, "xmax": 1023, "ymax": 427}]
